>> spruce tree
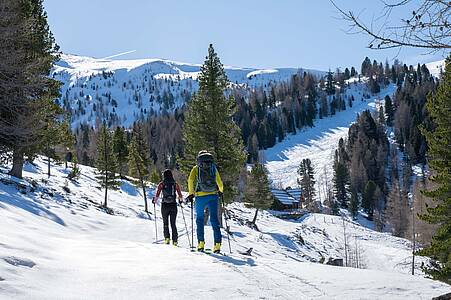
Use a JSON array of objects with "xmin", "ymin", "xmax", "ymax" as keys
[
  {"xmin": 96, "ymin": 124, "xmax": 119, "ymax": 208},
  {"xmin": 362, "ymin": 180, "xmax": 377, "ymax": 219},
  {"xmin": 128, "ymin": 124, "xmax": 151, "ymax": 212},
  {"xmin": 325, "ymin": 70, "xmax": 336, "ymax": 96},
  {"xmin": 333, "ymin": 150, "xmax": 350, "ymax": 208},
  {"xmin": 150, "ymin": 169, "xmax": 160, "ymax": 184},
  {"xmin": 384, "ymin": 95, "xmax": 394, "ymax": 126},
  {"xmin": 244, "ymin": 163, "xmax": 274, "ymax": 226},
  {"xmin": 297, "ymin": 159, "xmax": 316, "ymax": 210},
  {"xmin": 0, "ymin": 0, "xmax": 61, "ymax": 178},
  {"xmin": 349, "ymin": 190, "xmax": 359, "ymax": 219},
  {"xmin": 181, "ymin": 44, "xmax": 246, "ymax": 203},
  {"xmin": 113, "ymin": 126, "xmax": 128, "ymax": 178},
  {"xmin": 417, "ymin": 56, "xmax": 451, "ymax": 283},
  {"xmin": 39, "ymin": 108, "xmax": 75, "ymax": 178}
]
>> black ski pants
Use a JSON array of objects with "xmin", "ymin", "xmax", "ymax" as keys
[{"xmin": 161, "ymin": 202, "xmax": 178, "ymax": 242}]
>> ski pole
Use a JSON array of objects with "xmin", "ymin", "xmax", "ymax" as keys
[
  {"xmin": 153, "ymin": 202, "xmax": 158, "ymax": 243},
  {"xmin": 180, "ymin": 203, "xmax": 192, "ymax": 248},
  {"xmin": 221, "ymin": 193, "xmax": 232, "ymax": 254},
  {"xmin": 190, "ymin": 198, "xmax": 194, "ymax": 251}
]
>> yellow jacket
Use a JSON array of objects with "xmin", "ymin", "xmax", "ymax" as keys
[{"xmin": 188, "ymin": 165, "xmax": 223, "ymax": 196}]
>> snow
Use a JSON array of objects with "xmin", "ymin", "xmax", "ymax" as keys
[
  {"xmin": 425, "ymin": 59, "xmax": 446, "ymax": 78},
  {"xmin": 264, "ymin": 82, "xmax": 397, "ymax": 200},
  {"xmin": 1, "ymin": 157, "xmax": 449, "ymax": 299},
  {"xmin": 52, "ymin": 54, "xmax": 325, "ymax": 129}
]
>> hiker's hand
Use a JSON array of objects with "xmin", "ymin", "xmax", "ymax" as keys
[
  {"xmin": 178, "ymin": 198, "xmax": 183, "ymax": 205},
  {"xmin": 152, "ymin": 197, "xmax": 157, "ymax": 204},
  {"xmin": 186, "ymin": 194, "xmax": 194, "ymax": 204},
  {"xmin": 218, "ymin": 191, "xmax": 223, "ymax": 197}
]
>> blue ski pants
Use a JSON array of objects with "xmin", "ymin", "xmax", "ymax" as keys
[{"xmin": 195, "ymin": 194, "xmax": 222, "ymax": 244}]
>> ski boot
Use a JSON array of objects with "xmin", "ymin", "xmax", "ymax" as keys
[
  {"xmin": 173, "ymin": 240, "xmax": 178, "ymax": 247},
  {"xmin": 197, "ymin": 241, "xmax": 205, "ymax": 252},
  {"xmin": 213, "ymin": 243, "xmax": 221, "ymax": 254},
  {"xmin": 164, "ymin": 238, "xmax": 170, "ymax": 245}
]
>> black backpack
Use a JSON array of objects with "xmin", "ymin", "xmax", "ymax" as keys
[
  {"xmin": 162, "ymin": 179, "xmax": 176, "ymax": 203},
  {"xmin": 196, "ymin": 153, "xmax": 217, "ymax": 193}
]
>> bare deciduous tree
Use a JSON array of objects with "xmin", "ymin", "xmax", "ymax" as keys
[{"xmin": 331, "ymin": 0, "xmax": 450, "ymax": 50}]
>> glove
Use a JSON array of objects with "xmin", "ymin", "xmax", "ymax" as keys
[
  {"xmin": 186, "ymin": 194, "xmax": 194, "ymax": 204},
  {"xmin": 218, "ymin": 191, "xmax": 223, "ymax": 197},
  {"xmin": 178, "ymin": 198, "xmax": 184, "ymax": 205},
  {"xmin": 152, "ymin": 197, "xmax": 157, "ymax": 205}
]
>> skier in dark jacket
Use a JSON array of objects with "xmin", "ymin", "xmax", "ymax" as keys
[{"xmin": 153, "ymin": 169, "xmax": 183, "ymax": 246}]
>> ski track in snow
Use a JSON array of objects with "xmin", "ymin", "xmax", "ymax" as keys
[{"xmin": 0, "ymin": 157, "xmax": 449, "ymax": 299}]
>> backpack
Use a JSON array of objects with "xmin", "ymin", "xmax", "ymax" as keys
[
  {"xmin": 196, "ymin": 153, "xmax": 217, "ymax": 193},
  {"xmin": 162, "ymin": 179, "xmax": 176, "ymax": 203}
]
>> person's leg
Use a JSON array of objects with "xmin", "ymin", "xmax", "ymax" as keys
[
  {"xmin": 170, "ymin": 204, "xmax": 178, "ymax": 243},
  {"xmin": 195, "ymin": 196, "xmax": 208, "ymax": 243},
  {"xmin": 207, "ymin": 195, "xmax": 222, "ymax": 244},
  {"xmin": 161, "ymin": 204, "xmax": 170, "ymax": 240}
]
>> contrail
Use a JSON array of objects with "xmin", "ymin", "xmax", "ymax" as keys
[{"xmin": 102, "ymin": 50, "xmax": 137, "ymax": 60}]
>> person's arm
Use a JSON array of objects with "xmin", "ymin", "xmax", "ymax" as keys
[
  {"xmin": 175, "ymin": 183, "xmax": 183, "ymax": 199},
  {"xmin": 154, "ymin": 182, "xmax": 163, "ymax": 202},
  {"xmin": 215, "ymin": 169, "xmax": 224, "ymax": 193},
  {"xmin": 187, "ymin": 166, "xmax": 197, "ymax": 196}
]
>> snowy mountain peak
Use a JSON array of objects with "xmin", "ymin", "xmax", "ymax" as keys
[{"xmin": 52, "ymin": 54, "xmax": 326, "ymax": 129}]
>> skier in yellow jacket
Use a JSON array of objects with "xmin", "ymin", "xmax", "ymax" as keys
[{"xmin": 187, "ymin": 150, "xmax": 223, "ymax": 253}]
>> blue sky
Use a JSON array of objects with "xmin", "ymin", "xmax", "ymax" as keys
[{"xmin": 43, "ymin": 0, "xmax": 446, "ymax": 70}]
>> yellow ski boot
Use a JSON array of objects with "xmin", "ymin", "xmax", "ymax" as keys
[
  {"xmin": 173, "ymin": 241, "xmax": 178, "ymax": 247},
  {"xmin": 197, "ymin": 241, "xmax": 205, "ymax": 252},
  {"xmin": 164, "ymin": 238, "xmax": 170, "ymax": 245},
  {"xmin": 213, "ymin": 242, "xmax": 221, "ymax": 254}
]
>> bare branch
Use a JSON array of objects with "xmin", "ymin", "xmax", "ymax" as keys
[{"xmin": 330, "ymin": 0, "xmax": 451, "ymax": 51}]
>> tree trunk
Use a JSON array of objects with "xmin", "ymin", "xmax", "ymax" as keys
[
  {"xmin": 139, "ymin": 175, "xmax": 147, "ymax": 212},
  {"xmin": 9, "ymin": 149, "xmax": 24, "ymax": 179},
  {"xmin": 47, "ymin": 155, "xmax": 51, "ymax": 178},
  {"xmin": 136, "ymin": 162, "xmax": 147, "ymax": 212},
  {"xmin": 252, "ymin": 208, "xmax": 259, "ymax": 225},
  {"xmin": 142, "ymin": 180, "xmax": 148, "ymax": 212},
  {"xmin": 104, "ymin": 135, "xmax": 108, "ymax": 208}
]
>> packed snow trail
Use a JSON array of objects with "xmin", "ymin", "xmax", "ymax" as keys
[
  {"xmin": 264, "ymin": 82, "xmax": 397, "ymax": 196},
  {"xmin": 0, "ymin": 158, "xmax": 449, "ymax": 299}
]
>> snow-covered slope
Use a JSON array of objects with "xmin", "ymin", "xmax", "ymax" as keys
[
  {"xmin": 1, "ymin": 158, "xmax": 449, "ymax": 299},
  {"xmin": 264, "ymin": 82, "xmax": 397, "ymax": 201},
  {"xmin": 52, "ymin": 54, "xmax": 325, "ymax": 129},
  {"xmin": 425, "ymin": 59, "xmax": 446, "ymax": 78}
]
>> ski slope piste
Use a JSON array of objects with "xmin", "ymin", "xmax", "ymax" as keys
[{"xmin": 0, "ymin": 156, "xmax": 449, "ymax": 300}]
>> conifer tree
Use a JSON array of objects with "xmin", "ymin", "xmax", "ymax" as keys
[
  {"xmin": 349, "ymin": 190, "xmax": 359, "ymax": 219},
  {"xmin": 150, "ymin": 169, "xmax": 160, "ymax": 184},
  {"xmin": 297, "ymin": 158, "xmax": 316, "ymax": 209},
  {"xmin": 39, "ymin": 110, "xmax": 75, "ymax": 178},
  {"xmin": 362, "ymin": 180, "xmax": 377, "ymax": 219},
  {"xmin": 417, "ymin": 56, "xmax": 451, "ymax": 283},
  {"xmin": 333, "ymin": 150, "xmax": 350, "ymax": 207},
  {"xmin": 384, "ymin": 95, "xmax": 394, "ymax": 126},
  {"xmin": 113, "ymin": 126, "xmax": 128, "ymax": 178},
  {"xmin": 244, "ymin": 163, "xmax": 274, "ymax": 226},
  {"xmin": 128, "ymin": 124, "xmax": 151, "ymax": 212},
  {"xmin": 325, "ymin": 70, "xmax": 336, "ymax": 96},
  {"xmin": 181, "ymin": 44, "xmax": 246, "ymax": 203},
  {"xmin": 96, "ymin": 124, "xmax": 119, "ymax": 208},
  {"xmin": 0, "ymin": 0, "xmax": 61, "ymax": 178}
]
